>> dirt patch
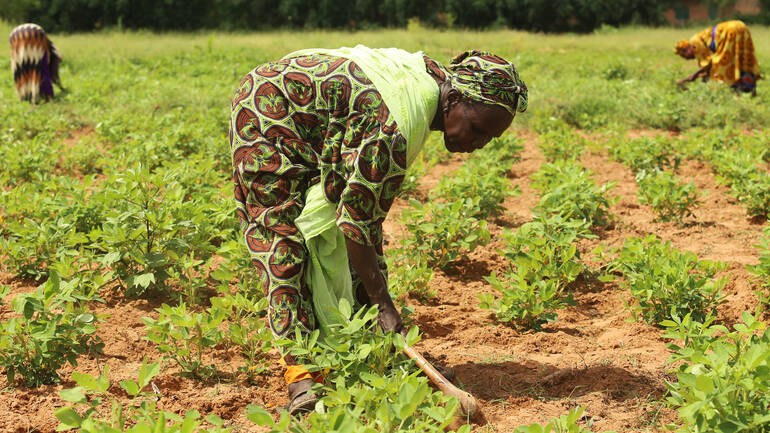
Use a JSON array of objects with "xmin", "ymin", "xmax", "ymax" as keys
[{"xmin": 1, "ymin": 128, "xmax": 765, "ymax": 432}]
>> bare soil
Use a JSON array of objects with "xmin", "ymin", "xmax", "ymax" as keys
[{"xmin": 1, "ymin": 129, "xmax": 765, "ymax": 433}]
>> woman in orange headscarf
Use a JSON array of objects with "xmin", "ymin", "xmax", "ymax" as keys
[{"xmin": 674, "ymin": 20, "xmax": 760, "ymax": 95}]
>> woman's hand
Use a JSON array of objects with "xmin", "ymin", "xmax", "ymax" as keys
[
  {"xmin": 344, "ymin": 235, "xmax": 404, "ymax": 334},
  {"xmin": 376, "ymin": 298, "xmax": 404, "ymax": 334}
]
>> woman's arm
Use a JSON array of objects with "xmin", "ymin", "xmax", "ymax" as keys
[
  {"xmin": 677, "ymin": 65, "xmax": 711, "ymax": 89},
  {"xmin": 344, "ymin": 236, "xmax": 403, "ymax": 333}
]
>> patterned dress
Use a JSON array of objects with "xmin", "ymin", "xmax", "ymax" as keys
[
  {"xmin": 9, "ymin": 23, "xmax": 62, "ymax": 103},
  {"xmin": 229, "ymin": 53, "xmax": 446, "ymax": 363},
  {"xmin": 689, "ymin": 20, "xmax": 761, "ymax": 92}
]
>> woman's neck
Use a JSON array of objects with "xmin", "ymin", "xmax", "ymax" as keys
[{"xmin": 430, "ymin": 76, "xmax": 448, "ymax": 132}]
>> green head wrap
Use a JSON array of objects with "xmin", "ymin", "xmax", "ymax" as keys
[{"xmin": 448, "ymin": 50, "xmax": 528, "ymax": 115}]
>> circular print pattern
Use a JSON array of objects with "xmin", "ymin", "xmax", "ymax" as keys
[
  {"xmin": 342, "ymin": 182, "xmax": 375, "ymax": 221},
  {"xmin": 269, "ymin": 239, "xmax": 304, "ymax": 279},
  {"xmin": 323, "ymin": 170, "xmax": 346, "ymax": 202},
  {"xmin": 291, "ymin": 112, "xmax": 324, "ymax": 154},
  {"xmin": 255, "ymin": 82, "xmax": 289, "ymax": 120},
  {"xmin": 245, "ymin": 225, "xmax": 274, "ymax": 253},
  {"xmin": 348, "ymin": 62, "xmax": 372, "ymax": 84},
  {"xmin": 479, "ymin": 53, "xmax": 508, "ymax": 65},
  {"xmin": 391, "ymin": 134, "xmax": 407, "ymax": 169},
  {"xmin": 232, "ymin": 74, "xmax": 254, "ymax": 109},
  {"xmin": 255, "ymin": 61, "xmax": 288, "ymax": 78},
  {"xmin": 252, "ymin": 259, "xmax": 271, "ymax": 296},
  {"xmin": 317, "ymin": 57, "xmax": 348, "ymax": 77},
  {"xmin": 264, "ymin": 124, "xmax": 299, "ymax": 142},
  {"xmin": 234, "ymin": 107, "xmax": 260, "ymax": 142},
  {"xmin": 338, "ymin": 222, "xmax": 367, "ymax": 245},
  {"xmin": 252, "ymin": 172, "xmax": 290, "ymax": 207},
  {"xmin": 282, "ymin": 72, "xmax": 315, "ymax": 106},
  {"xmin": 265, "ymin": 202, "xmax": 300, "ymax": 237},
  {"xmin": 320, "ymin": 75, "xmax": 351, "ymax": 117},
  {"xmin": 358, "ymin": 139, "xmax": 390, "ymax": 183},
  {"xmin": 379, "ymin": 175, "xmax": 404, "ymax": 212},
  {"xmin": 354, "ymin": 89, "xmax": 389, "ymax": 124}
]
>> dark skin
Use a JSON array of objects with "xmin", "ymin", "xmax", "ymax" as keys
[
  {"xmin": 290, "ymin": 75, "xmax": 516, "ymax": 404},
  {"xmin": 676, "ymin": 45, "xmax": 711, "ymax": 91},
  {"xmin": 345, "ymin": 75, "xmax": 514, "ymax": 335}
]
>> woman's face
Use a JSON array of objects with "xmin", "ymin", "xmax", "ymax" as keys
[
  {"xmin": 443, "ymin": 97, "xmax": 514, "ymax": 153},
  {"xmin": 680, "ymin": 45, "xmax": 695, "ymax": 59}
]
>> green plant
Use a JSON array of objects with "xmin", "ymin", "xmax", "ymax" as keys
[
  {"xmin": 258, "ymin": 299, "xmax": 465, "ymax": 433},
  {"xmin": 747, "ymin": 226, "xmax": 770, "ymax": 308},
  {"xmin": 142, "ymin": 303, "xmax": 226, "ymax": 379},
  {"xmin": 480, "ymin": 271, "xmax": 574, "ymax": 331},
  {"xmin": 55, "ymin": 361, "xmax": 231, "ymax": 432},
  {"xmin": 387, "ymin": 248, "xmax": 435, "ymax": 301},
  {"xmin": 0, "ymin": 271, "xmax": 103, "ymax": 387},
  {"xmin": 433, "ymin": 134, "xmax": 522, "ymax": 220},
  {"xmin": 398, "ymin": 197, "xmax": 490, "ymax": 270},
  {"xmin": 515, "ymin": 406, "xmax": 616, "ymax": 433},
  {"xmin": 537, "ymin": 128, "xmax": 587, "ymax": 162},
  {"xmin": 478, "ymin": 216, "xmax": 585, "ymax": 330},
  {"xmin": 210, "ymin": 293, "xmax": 273, "ymax": 383},
  {"xmin": 637, "ymin": 171, "xmax": 701, "ymax": 223},
  {"xmin": 663, "ymin": 312, "xmax": 770, "ymax": 433},
  {"xmin": 531, "ymin": 160, "xmax": 615, "ymax": 229},
  {"xmin": 608, "ymin": 136, "xmax": 681, "ymax": 177},
  {"xmin": 93, "ymin": 164, "xmax": 226, "ymax": 297},
  {"xmin": 610, "ymin": 236, "xmax": 727, "ymax": 326}
]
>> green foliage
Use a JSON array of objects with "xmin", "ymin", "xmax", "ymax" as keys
[
  {"xmin": 55, "ymin": 361, "xmax": 231, "ymax": 433},
  {"xmin": 142, "ymin": 303, "xmax": 226, "ymax": 379},
  {"xmin": 434, "ymin": 134, "xmax": 522, "ymax": 220},
  {"xmin": 537, "ymin": 128, "xmax": 587, "ymax": 162},
  {"xmin": 398, "ymin": 197, "xmax": 490, "ymax": 270},
  {"xmin": 1, "ymin": 0, "xmax": 671, "ymax": 31},
  {"xmin": 478, "ymin": 216, "xmax": 586, "ymax": 330},
  {"xmin": 387, "ymin": 249, "xmax": 435, "ymax": 301},
  {"xmin": 637, "ymin": 170, "xmax": 701, "ymax": 223},
  {"xmin": 481, "ymin": 271, "xmax": 573, "ymax": 331},
  {"xmin": 708, "ymin": 147, "xmax": 770, "ymax": 219},
  {"xmin": 0, "ymin": 272, "xmax": 103, "ymax": 387},
  {"xmin": 531, "ymin": 160, "xmax": 615, "ymax": 229},
  {"xmin": 210, "ymin": 294, "xmax": 273, "ymax": 382},
  {"xmin": 610, "ymin": 236, "xmax": 726, "ymax": 326},
  {"xmin": 663, "ymin": 312, "xmax": 770, "ymax": 433},
  {"xmin": 515, "ymin": 406, "xmax": 616, "ymax": 433},
  {"xmin": 93, "ymin": 165, "xmax": 226, "ymax": 298},
  {"xmin": 747, "ymin": 226, "xmax": 770, "ymax": 308},
  {"xmin": 258, "ymin": 300, "xmax": 465, "ymax": 433},
  {"xmin": 607, "ymin": 135, "xmax": 681, "ymax": 178}
]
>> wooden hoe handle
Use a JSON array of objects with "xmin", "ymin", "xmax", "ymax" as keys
[{"xmin": 402, "ymin": 345, "xmax": 480, "ymax": 417}]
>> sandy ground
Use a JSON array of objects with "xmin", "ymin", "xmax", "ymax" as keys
[{"xmin": 1, "ymin": 129, "xmax": 765, "ymax": 433}]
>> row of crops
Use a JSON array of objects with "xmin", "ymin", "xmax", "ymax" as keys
[{"xmin": 2, "ymin": 112, "xmax": 770, "ymax": 431}]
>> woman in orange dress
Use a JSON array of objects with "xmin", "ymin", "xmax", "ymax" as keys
[{"xmin": 674, "ymin": 20, "xmax": 760, "ymax": 95}]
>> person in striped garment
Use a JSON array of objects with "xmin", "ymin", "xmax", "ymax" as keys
[{"xmin": 9, "ymin": 23, "xmax": 63, "ymax": 103}]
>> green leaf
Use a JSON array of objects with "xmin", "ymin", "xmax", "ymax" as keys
[
  {"xmin": 133, "ymin": 273, "xmax": 156, "ymax": 289},
  {"xmin": 138, "ymin": 361, "xmax": 161, "ymax": 388},
  {"xmin": 54, "ymin": 407, "xmax": 83, "ymax": 427},
  {"xmin": 120, "ymin": 380, "xmax": 140, "ymax": 396},
  {"xmin": 59, "ymin": 388, "xmax": 87, "ymax": 403},
  {"xmin": 246, "ymin": 405, "xmax": 274, "ymax": 426}
]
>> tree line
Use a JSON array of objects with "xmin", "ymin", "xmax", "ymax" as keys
[{"xmin": 0, "ymin": 0, "xmax": 683, "ymax": 32}]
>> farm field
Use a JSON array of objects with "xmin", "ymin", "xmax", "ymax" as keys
[{"xmin": 2, "ymin": 21, "xmax": 770, "ymax": 433}]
